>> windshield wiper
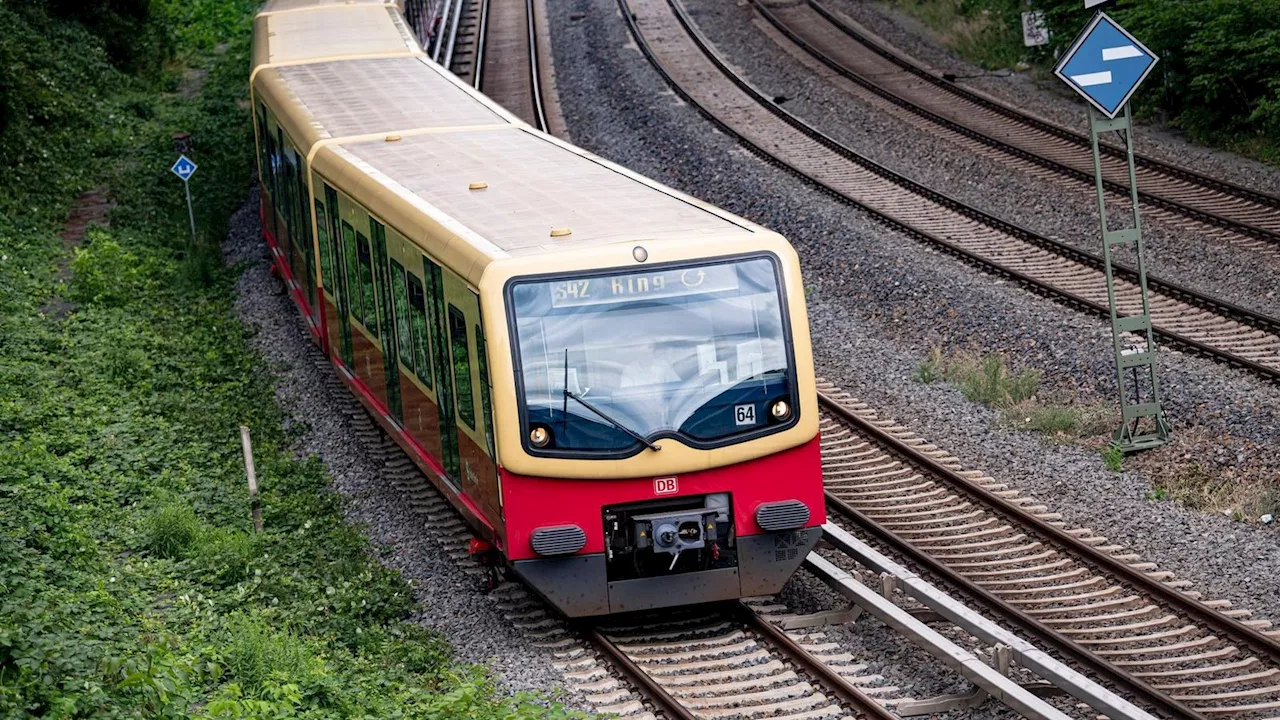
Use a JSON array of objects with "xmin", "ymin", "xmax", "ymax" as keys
[
  {"xmin": 564, "ymin": 389, "xmax": 661, "ymax": 452},
  {"xmin": 561, "ymin": 348, "xmax": 659, "ymax": 452}
]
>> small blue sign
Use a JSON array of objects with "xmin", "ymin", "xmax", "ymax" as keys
[
  {"xmin": 170, "ymin": 155, "xmax": 198, "ymax": 182},
  {"xmin": 1054, "ymin": 13, "xmax": 1158, "ymax": 119}
]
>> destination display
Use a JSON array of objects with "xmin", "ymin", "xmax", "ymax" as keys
[{"xmin": 549, "ymin": 264, "xmax": 741, "ymax": 308}]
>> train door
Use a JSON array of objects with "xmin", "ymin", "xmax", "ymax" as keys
[
  {"xmin": 442, "ymin": 285, "xmax": 500, "ymax": 525},
  {"xmin": 371, "ymin": 219, "xmax": 402, "ymax": 423},
  {"xmin": 296, "ymin": 160, "xmax": 317, "ymax": 321},
  {"xmin": 323, "ymin": 185, "xmax": 354, "ymax": 367},
  {"xmin": 424, "ymin": 257, "xmax": 460, "ymax": 481}
]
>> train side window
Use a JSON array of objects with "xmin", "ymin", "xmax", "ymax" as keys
[
  {"xmin": 389, "ymin": 260, "xmax": 415, "ymax": 372},
  {"xmin": 341, "ymin": 221, "xmax": 362, "ymax": 322},
  {"xmin": 315, "ymin": 199, "xmax": 332, "ymax": 291},
  {"xmin": 256, "ymin": 107, "xmax": 271, "ymax": 190},
  {"xmin": 475, "ymin": 324, "xmax": 495, "ymax": 457},
  {"xmin": 356, "ymin": 231, "xmax": 378, "ymax": 336},
  {"xmin": 406, "ymin": 274, "xmax": 433, "ymax": 389},
  {"xmin": 448, "ymin": 305, "xmax": 475, "ymax": 429}
]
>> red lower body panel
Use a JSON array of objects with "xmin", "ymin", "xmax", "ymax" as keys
[{"xmin": 500, "ymin": 437, "xmax": 825, "ymax": 562}]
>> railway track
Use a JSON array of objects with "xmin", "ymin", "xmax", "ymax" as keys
[
  {"xmin": 299, "ymin": 320, "xmax": 1135, "ymax": 719},
  {"xmin": 619, "ymin": 0, "xmax": 1280, "ymax": 383},
  {"xmin": 586, "ymin": 602, "xmax": 905, "ymax": 720},
  {"xmin": 817, "ymin": 381, "xmax": 1280, "ymax": 719},
  {"xmin": 746, "ymin": 0, "xmax": 1280, "ymax": 254},
  {"xmin": 443, "ymin": 0, "xmax": 550, "ymax": 131}
]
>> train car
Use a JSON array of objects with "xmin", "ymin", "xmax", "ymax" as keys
[{"xmin": 249, "ymin": 0, "xmax": 825, "ymax": 616}]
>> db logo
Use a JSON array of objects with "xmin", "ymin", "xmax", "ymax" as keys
[{"xmin": 654, "ymin": 477, "xmax": 678, "ymax": 495}]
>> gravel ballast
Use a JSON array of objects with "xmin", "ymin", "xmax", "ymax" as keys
[
  {"xmin": 819, "ymin": 0, "xmax": 1280, "ymax": 198},
  {"xmin": 679, "ymin": 0, "xmax": 1280, "ymax": 322},
  {"xmin": 549, "ymin": 0, "xmax": 1280, "ymax": 629}
]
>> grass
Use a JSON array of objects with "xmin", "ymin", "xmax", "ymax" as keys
[
  {"xmin": 914, "ymin": 349, "xmax": 1115, "ymax": 448},
  {"xmin": 1131, "ymin": 449, "xmax": 1280, "ymax": 522},
  {"xmin": 1100, "ymin": 444, "xmax": 1124, "ymax": 472},
  {"xmin": 0, "ymin": 2, "xmax": 576, "ymax": 718},
  {"xmin": 139, "ymin": 501, "xmax": 204, "ymax": 559},
  {"xmin": 888, "ymin": 0, "xmax": 1029, "ymax": 70}
]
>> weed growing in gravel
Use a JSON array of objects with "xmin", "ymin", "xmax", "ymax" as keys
[
  {"xmin": 1004, "ymin": 401, "xmax": 1112, "ymax": 440},
  {"xmin": 914, "ymin": 350, "xmax": 1115, "ymax": 443},
  {"xmin": 912, "ymin": 349, "xmax": 1039, "ymax": 406},
  {"xmin": 890, "ymin": 0, "xmax": 1028, "ymax": 70},
  {"xmin": 912, "ymin": 348, "xmax": 944, "ymax": 384},
  {"xmin": 1134, "ymin": 462, "xmax": 1280, "ymax": 522},
  {"xmin": 1101, "ymin": 444, "xmax": 1124, "ymax": 472},
  {"xmin": 955, "ymin": 354, "xmax": 1040, "ymax": 407}
]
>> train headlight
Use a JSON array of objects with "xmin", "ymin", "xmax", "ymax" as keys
[
  {"xmin": 530, "ymin": 426, "xmax": 551, "ymax": 448},
  {"xmin": 770, "ymin": 400, "xmax": 792, "ymax": 421}
]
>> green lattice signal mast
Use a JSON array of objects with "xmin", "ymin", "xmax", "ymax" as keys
[{"xmin": 1087, "ymin": 104, "xmax": 1170, "ymax": 452}]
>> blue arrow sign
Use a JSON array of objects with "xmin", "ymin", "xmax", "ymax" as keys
[
  {"xmin": 1054, "ymin": 12, "xmax": 1158, "ymax": 119},
  {"xmin": 170, "ymin": 155, "xmax": 198, "ymax": 182}
]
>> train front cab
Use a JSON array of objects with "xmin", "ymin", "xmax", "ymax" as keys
[{"xmin": 481, "ymin": 234, "xmax": 826, "ymax": 617}]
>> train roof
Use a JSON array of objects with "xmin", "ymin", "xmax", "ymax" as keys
[
  {"xmin": 251, "ymin": 3, "xmax": 420, "ymax": 79},
  {"xmin": 251, "ymin": 4, "xmax": 758, "ymax": 286}
]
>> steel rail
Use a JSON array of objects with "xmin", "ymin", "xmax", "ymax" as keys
[
  {"xmin": 617, "ymin": 0, "xmax": 1280, "ymax": 384},
  {"xmin": 818, "ymin": 388, "xmax": 1280, "ymax": 720},
  {"xmin": 803, "ymin": 543, "xmax": 1148, "ymax": 720},
  {"xmin": 472, "ymin": 0, "xmax": 489, "ymax": 89},
  {"xmin": 803, "ymin": 0, "xmax": 1280, "ymax": 212},
  {"xmin": 750, "ymin": 0, "xmax": 1280, "ymax": 247},
  {"xmin": 442, "ymin": 0, "xmax": 467, "ymax": 70},
  {"xmin": 734, "ymin": 602, "xmax": 900, "ymax": 720},
  {"xmin": 525, "ymin": 0, "xmax": 549, "ymax": 133},
  {"xmin": 582, "ymin": 627, "xmax": 698, "ymax": 720}
]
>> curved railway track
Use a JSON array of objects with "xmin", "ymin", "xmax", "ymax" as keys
[
  {"xmin": 746, "ymin": 0, "xmax": 1280, "ymax": 253},
  {"xmin": 817, "ymin": 382, "xmax": 1280, "ymax": 719},
  {"xmin": 618, "ymin": 0, "xmax": 1280, "ymax": 383}
]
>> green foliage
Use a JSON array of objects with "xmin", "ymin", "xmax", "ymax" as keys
[
  {"xmin": 915, "ymin": 350, "xmax": 1115, "ymax": 440},
  {"xmin": 219, "ymin": 614, "xmax": 324, "ymax": 697},
  {"xmin": 139, "ymin": 501, "xmax": 204, "ymax": 559},
  {"xmin": 912, "ymin": 348, "xmax": 944, "ymax": 384},
  {"xmin": 892, "ymin": 0, "xmax": 1032, "ymax": 69},
  {"xmin": 1004, "ymin": 402, "xmax": 1112, "ymax": 440},
  {"xmin": 0, "ymin": 2, "xmax": 576, "ymax": 718},
  {"xmin": 911, "ymin": 350, "xmax": 1039, "ymax": 406},
  {"xmin": 69, "ymin": 229, "xmax": 153, "ymax": 306},
  {"xmin": 1101, "ymin": 443, "xmax": 1124, "ymax": 472}
]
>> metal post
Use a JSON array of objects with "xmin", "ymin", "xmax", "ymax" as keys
[
  {"xmin": 1087, "ymin": 103, "xmax": 1170, "ymax": 453},
  {"xmin": 183, "ymin": 179, "xmax": 197, "ymax": 245}
]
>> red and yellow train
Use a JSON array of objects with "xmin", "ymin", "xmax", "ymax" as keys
[{"xmin": 249, "ymin": 0, "xmax": 824, "ymax": 616}]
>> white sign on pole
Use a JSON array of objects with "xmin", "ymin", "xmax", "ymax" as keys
[
  {"xmin": 1084, "ymin": 0, "xmax": 1111, "ymax": 8},
  {"xmin": 1022, "ymin": 11, "xmax": 1049, "ymax": 47}
]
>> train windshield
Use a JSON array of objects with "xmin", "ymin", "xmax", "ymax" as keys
[{"xmin": 509, "ymin": 256, "xmax": 795, "ymax": 455}]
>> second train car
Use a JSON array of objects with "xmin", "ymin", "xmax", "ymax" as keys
[{"xmin": 249, "ymin": 0, "xmax": 825, "ymax": 616}]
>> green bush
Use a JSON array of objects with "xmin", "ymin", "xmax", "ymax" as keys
[
  {"xmin": 69, "ymin": 229, "xmax": 151, "ymax": 306},
  {"xmin": 219, "ymin": 614, "xmax": 325, "ymax": 697},
  {"xmin": 139, "ymin": 502, "xmax": 204, "ymax": 559},
  {"xmin": 951, "ymin": 353, "xmax": 1040, "ymax": 408}
]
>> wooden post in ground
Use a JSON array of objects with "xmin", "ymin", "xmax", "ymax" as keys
[{"xmin": 240, "ymin": 425, "xmax": 263, "ymax": 533}]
